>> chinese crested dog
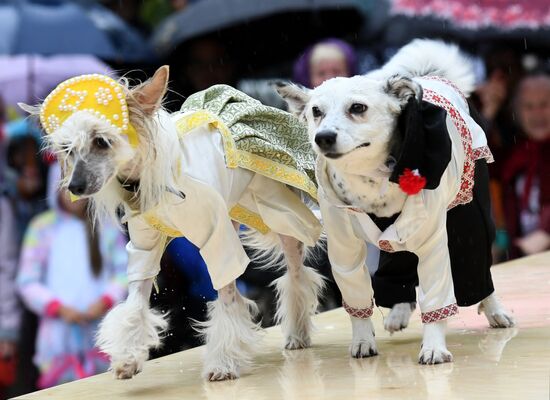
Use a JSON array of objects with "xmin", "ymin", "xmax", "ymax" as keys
[{"xmin": 21, "ymin": 67, "xmax": 324, "ymax": 380}]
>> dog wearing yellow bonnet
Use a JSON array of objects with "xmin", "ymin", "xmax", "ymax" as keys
[{"xmin": 21, "ymin": 66, "xmax": 324, "ymax": 381}]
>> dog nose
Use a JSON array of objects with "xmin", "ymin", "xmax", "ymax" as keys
[
  {"xmin": 315, "ymin": 130, "xmax": 337, "ymax": 151},
  {"xmin": 68, "ymin": 179, "xmax": 87, "ymax": 196}
]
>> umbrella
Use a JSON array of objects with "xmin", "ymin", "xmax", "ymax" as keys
[
  {"xmin": 152, "ymin": 0, "xmax": 366, "ymax": 63},
  {"xmin": 0, "ymin": 0, "xmax": 152, "ymax": 62},
  {"xmin": 0, "ymin": 54, "xmax": 113, "ymax": 108},
  {"xmin": 387, "ymin": 0, "xmax": 550, "ymax": 47}
]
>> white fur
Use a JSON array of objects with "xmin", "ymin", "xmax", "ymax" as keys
[
  {"xmin": 26, "ymin": 67, "xmax": 329, "ymax": 381},
  {"xmin": 239, "ymin": 228, "xmax": 284, "ymax": 270},
  {"xmin": 275, "ymin": 40, "xmax": 482, "ymax": 365},
  {"xmin": 194, "ymin": 282, "xmax": 262, "ymax": 381},
  {"xmin": 478, "ymin": 293, "xmax": 515, "ymax": 328},
  {"xmin": 274, "ymin": 235, "xmax": 325, "ymax": 349},
  {"xmin": 350, "ymin": 316, "xmax": 377, "ymax": 358},
  {"xmin": 96, "ymin": 279, "xmax": 168, "ymax": 379},
  {"xmin": 419, "ymin": 320, "xmax": 452, "ymax": 364},
  {"xmin": 385, "ymin": 302, "xmax": 415, "ymax": 334},
  {"xmin": 380, "ymin": 39, "xmax": 476, "ymax": 95}
]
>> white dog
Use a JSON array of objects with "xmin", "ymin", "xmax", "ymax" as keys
[
  {"xmin": 21, "ymin": 67, "xmax": 325, "ymax": 380},
  {"xmin": 277, "ymin": 40, "xmax": 514, "ymax": 364}
]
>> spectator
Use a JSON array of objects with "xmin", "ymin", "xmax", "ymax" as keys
[
  {"xmin": 16, "ymin": 164, "xmax": 128, "ymax": 388},
  {"xmin": 473, "ymin": 47, "xmax": 525, "ymax": 260},
  {"xmin": 0, "ymin": 194, "xmax": 20, "ymax": 399},
  {"xmin": 293, "ymin": 38, "xmax": 358, "ymax": 88},
  {"xmin": 2, "ymin": 132, "xmax": 47, "ymax": 398},
  {"xmin": 0, "ymin": 95, "xmax": 8, "ymax": 186},
  {"xmin": 5, "ymin": 135, "xmax": 48, "ymax": 242},
  {"xmin": 501, "ymin": 73, "xmax": 550, "ymax": 257},
  {"xmin": 165, "ymin": 37, "xmax": 237, "ymax": 111}
]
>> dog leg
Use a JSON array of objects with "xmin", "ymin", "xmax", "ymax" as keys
[
  {"xmin": 418, "ymin": 320, "xmax": 453, "ymax": 364},
  {"xmin": 384, "ymin": 302, "xmax": 416, "ymax": 334},
  {"xmin": 97, "ymin": 278, "xmax": 168, "ymax": 379},
  {"xmin": 478, "ymin": 293, "xmax": 515, "ymax": 328},
  {"xmin": 274, "ymin": 235, "xmax": 325, "ymax": 350},
  {"xmin": 350, "ymin": 316, "xmax": 378, "ymax": 358},
  {"xmin": 198, "ymin": 281, "xmax": 262, "ymax": 381}
]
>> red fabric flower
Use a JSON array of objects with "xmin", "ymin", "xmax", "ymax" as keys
[{"xmin": 398, "ymin": 168, "xmax": 426, "ymax": 195}]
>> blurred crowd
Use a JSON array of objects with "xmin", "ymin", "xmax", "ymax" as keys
[{"xmin": 1, "ymin": 0, "xmax": 550, "ymax": 398}]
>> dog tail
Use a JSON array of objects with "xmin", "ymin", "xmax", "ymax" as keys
[
  {"xmin": 382, "ymin": 39, "xmax": 476, "ymax": 96},
  {"xmin": 239, "ymin": 227, "xmax": 327, "ymax": 270},
  {"xmin": 240, "ymin": 228, "xmax": 285, "ymax": 270}
]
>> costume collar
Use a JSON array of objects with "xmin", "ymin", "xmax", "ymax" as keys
[
  {"xmin": 316, "ymin": 156, "xmax": 428, "ymax": 244},
  {"xmin": 40, "ymin": 74, "xmax": 139, "ymax": 148}
]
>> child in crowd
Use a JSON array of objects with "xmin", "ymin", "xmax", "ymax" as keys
[{"xmin": 16, "ymin": 164, "xmax": 127, "ymax": 388}]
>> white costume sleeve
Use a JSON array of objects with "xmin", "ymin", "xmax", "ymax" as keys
[
  {"xmin": 126, "ymin": 217, "xmax": 166, "ymax": 283},
  {"xmin": 319, "ymin": 195, "xmax": 373, "ymax": 311},
  {"xmin": 404, "ymin": 189, "xmax": 457, "ymax": 319},
  {"xmin": 166, "ymin": 178, "xmax": 250, "ymax": 291}
]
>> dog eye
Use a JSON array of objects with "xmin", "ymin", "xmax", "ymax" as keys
[
  {"xmin": 349, "ymin": 103, "xmax": 367, "ymax": 115},
  {"xmin": 94, "ymin": 137, "xmax": 110, "ymax": 149},
  {"xmin": 311, "ymin": 106, "xmax": 323, "ymax": 118}
]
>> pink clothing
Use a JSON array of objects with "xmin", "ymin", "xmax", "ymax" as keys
[{"xmin": 16, "ymin": 208, "xmax": 127, "ymax": 387}]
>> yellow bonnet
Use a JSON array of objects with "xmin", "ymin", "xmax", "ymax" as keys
[{"xmin": 40, "ymin": 74, "xmax": 138, "ymax": 147}]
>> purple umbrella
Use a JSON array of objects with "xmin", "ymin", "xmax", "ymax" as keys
[{"xmin": 0, "ymin": 54, "xmax": 113, "ymax": 110}]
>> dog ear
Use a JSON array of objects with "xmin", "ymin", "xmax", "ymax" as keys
[
  {"xmin": 132, "ymin": 65, "xmax": 170, "ymax": 116},
  {"xmin": 385, "ymin": 75, "xmax": 423, "ymax": 107},
  {"xmin": 18, "ymin": 102, "xmax": 41, "ymax": 115},
  {"xmin": 273, "ymin": 81, "xmax": 310, "ymax": 117}
]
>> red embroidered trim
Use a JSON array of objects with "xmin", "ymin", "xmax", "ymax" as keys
[
  {"xmin": 473, "ymin": 145, "xmax": 494, "ymax": 163},
  {"xmin": 421, "ymin": 303, "xmax": 459, "ymax": 323},
  {"xmin": 378, "ymin": 240, "xmax": 395, "ymax": 253},
  {"xmin": 423, "ymin": 89, "xmax": 474, "ymax": 209},
  {"xmin": 422, "ymin": 75, "xmax": 467, "ymax": 103},
  {"xmin": 343, "ymin": 300, "xmax": 374, "ymax": 319}
]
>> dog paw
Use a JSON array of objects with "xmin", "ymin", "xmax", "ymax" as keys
[
  {"xmin": 385, "ymin": 302, "xmax": 415, "ymax": 334},
  {"xmin": 284, "ymin": 334, "xmax": 311, "ymax": 350},
  {"xmin": 486, "ymin": 311, "xmax": 515, "ymax": 328},
  {"xmin": 478, "ymin": 297, "xmax": 515, "ymax": 328},
  {"xmin": 350, "ymin": 317, "xmax": 377, "ymax": 358},
  {"xmin": 206, "ymin": 367, "xmax": 239, "ymax": 382},
  {"xmin": 112, "ymin": 359, "xmax": 143, "ymax": 380},
  {"xmin": 418, "ymin": 347, "xmax": 453, "ymax": 365},
  {"xmin": 350, "ymin": 340, "xmax": 378, "ymax": 358}
]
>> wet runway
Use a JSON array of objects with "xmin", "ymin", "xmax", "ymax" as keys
[{"xmin": 14, "ymin": 252, "xmax": 550, "ymax": 400}]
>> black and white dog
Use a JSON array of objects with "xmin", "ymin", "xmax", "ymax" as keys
[{"xmin": 277, "ymin": 39, "xmax": 514, "ymax": 364}]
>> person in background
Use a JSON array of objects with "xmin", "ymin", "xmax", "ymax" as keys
[
  {"xmin": 2, "ymin": 132, "xmax": 48, "ymax": 398},
  {"xmin": 0, "ymin": 194, "xmax": 20, "ymax": 400},
  {"xmin": 4, "ymin": 135, "xmax": 48, "ymax": 242},
  {"xmin": 16, "ymin": 164, "xmax": 128, "ymax": 388},
  {"xmin": 164, "ymin": 37, "xmax": 237, "ymax": 112},
  {"xmin": 501, "ymin": 73, "xmax": 550, "ymax": 258},
  {"xmin": 0, "ymin": 96, "xmax": 7, "ymax": 183},
  {"xmin": 293, "ymin": 38, "xmax": 358, "ymax": 89},
  {"xmin": 473, "ymin": 48, "xmax": 524, "ymax": 260}
]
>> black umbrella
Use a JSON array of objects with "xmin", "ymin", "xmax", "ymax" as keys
[{"xmin": 152, "ymin": 0, "xmax": 367, "ymax": 67}]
